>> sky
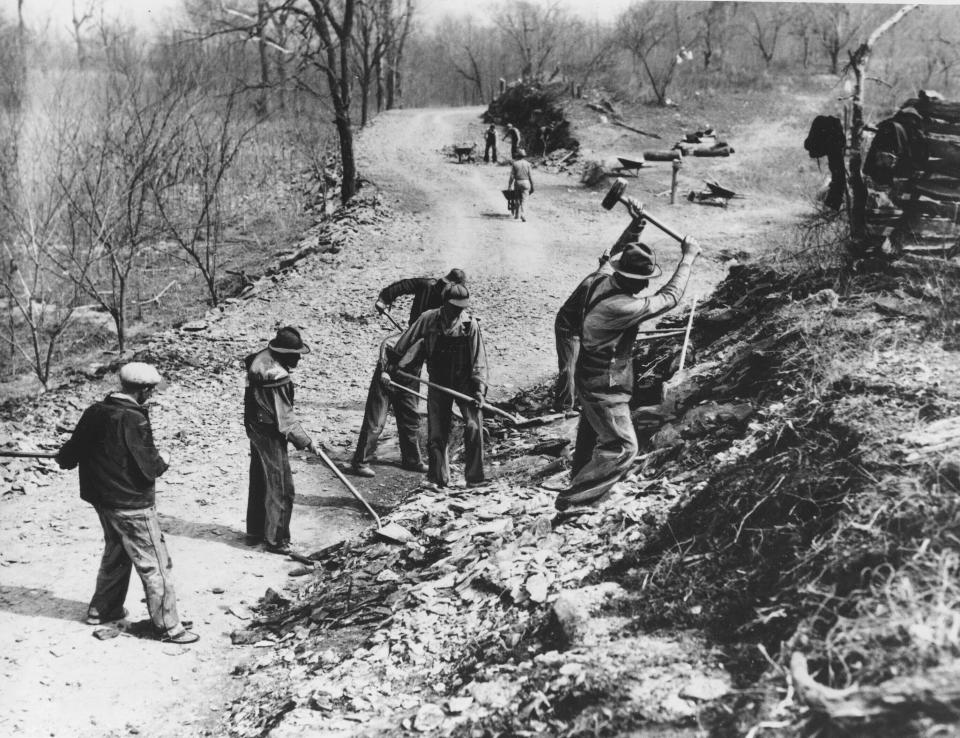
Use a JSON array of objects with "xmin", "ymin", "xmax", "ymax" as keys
[{"xmin": 13, "ymin": 0, "xmax": 640, "ymax": 33}]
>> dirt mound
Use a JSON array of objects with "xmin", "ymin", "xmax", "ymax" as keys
[{"xmin": 484, "ymin": 81, "xmax": 578, "ymax": 155}]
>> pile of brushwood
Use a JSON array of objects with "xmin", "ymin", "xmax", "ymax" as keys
[
  {"xmin": 484, "ymin": 81, "xmax": 578, "ymax": 156},
  {"xmin": 222, "ymin": 257, "xmax": 960, "ymax": 738}
]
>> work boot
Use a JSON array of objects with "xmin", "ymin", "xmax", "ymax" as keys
[
  {"xmin": 85, "ymin": 607, "xmax": 129, "ymax": 626},
  {"xmin": 402, "ymin": 460, "xmax": 429, "ymax": 473},
  {"xmin": 351, "ymin": 463, "xmax": 376, "ymax": 478}
]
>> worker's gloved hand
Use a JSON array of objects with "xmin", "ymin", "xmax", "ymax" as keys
[
  {"xmin": 681, "ymin": 236, "xmax": 702, "ymax": 257},
  {"xmin": 374, "ymin": 299, "xmax": 387, "ymax": 314},
  {"xmin": 473, "ymin": 391, "xmax": 485, "ymax": 409},
  {"xmin": 306, "ymin": 440, "xmax": 320, "ymax": 456},
  {"xmin": 380, "ymin": 371, "xmax": 392, "ymax": 389}
]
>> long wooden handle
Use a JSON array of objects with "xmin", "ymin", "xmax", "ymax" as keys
[
  {"xmin": 387, "ymin": 380, "xmax": 428, "ymax": 403},
  {"xmin": 0, "ymin": 450, "xmax": 58, "ymax": 458},
  {"xmin": 641, "ymin": 209, "xmax": 684, "ymax": 243},
  {"xmin": 678, "ymin": 298, "xmax": 698, "ymax": 371},
  {"xmin": 378, "ymin": 308, "xmax": 404, "ymax": 332},
  {"xmin": 312, "ymin": 446, "xmax": 382, "ymax": 528},
  {"xmin": 396, "ymin": 370, "xmax": 519, "ymax": 424}
]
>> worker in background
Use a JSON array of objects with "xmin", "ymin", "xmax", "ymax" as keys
[
  {"xmin": 484, "ymin": 124, "xmax": 498, "ymax": 164},
  {"xmin": 507, "ymin": 148, "xmax": 534, "ymax": 222},
  {"xmin": 56, "ymin": 362, "xmax": 199, "ymax": 644},
  {"xmin": 556, "ymin": 234, "xmax": 702, "ymax": 511},
  {"xmin": 350, "ymin": 269, "xmax": 468, "ymax": 477},
  {"xmin": 243, "ymin": 326, "xmax": 320, "ymax": 555},
  {"xmin": 387, "ymin": 283, "xmax": 488, "ymax": 490},
  {"xmin": 503, "ymin": 123, "xmax": 522, "ymax": 160}
]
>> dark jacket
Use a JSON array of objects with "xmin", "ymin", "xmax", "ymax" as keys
[
  {"xmin": 378, "ymin": 277, "xmax": 448, "ymax": 326},
  {"xmin": 57, "ymin": 394, "xmax": 168, "ymax": 510},
  {"xmin": 555, "ymin": 268, "xmax": 608, "ymax": 335},
  {"xmin": 243, "ymin": 349, "xmax": 312, "ymax": 449}
]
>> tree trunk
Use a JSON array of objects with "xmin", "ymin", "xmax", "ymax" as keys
[
  {"xmin": 256, "ymin": 0, "xmax": 270, "ymax": 118},
  {"xmin": 375, "ymin": 55, "xmax": 384, "ymax": 112},
  {"xmin": 336, "ymin": 112, "xmax": 356, "ymax": 203}
]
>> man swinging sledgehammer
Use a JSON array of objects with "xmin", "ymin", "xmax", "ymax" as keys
[{"xmin": 555, "ymin": 228, "xmax": 702, "ymax": 511}]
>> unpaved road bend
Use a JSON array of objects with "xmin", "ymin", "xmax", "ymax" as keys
[{"xmin": 0, "ymin": 105, "xmax": 810, "ymax": 737}]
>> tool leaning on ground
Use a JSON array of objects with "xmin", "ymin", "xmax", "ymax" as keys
[
  {"xmin": 396, "ymin": 370, "xmax": 563, "ymax": 429},
  {"xmin": 311, "ymin": 444, "xmax": 414, "ymax": 544}
]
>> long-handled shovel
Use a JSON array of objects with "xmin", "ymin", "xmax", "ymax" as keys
[
  {"xmin": 396, "ymin": 371, "xmax": 564, "ymax": 429},
  {"xmin": 0, "ymin": 450, "xmax": 57, "ymax": 458},
  {"xmin": 311, "ymin": 446, "xmax": 414, "ymax": 544},
  {"xmin": 387, "ymin": 379, "xmax": 464, "ymax": 422},
  {"xmin": 377, "ymin": 306, "xmax": 404, "ymax": 332}
]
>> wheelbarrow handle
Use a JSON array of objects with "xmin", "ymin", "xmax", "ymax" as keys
[
  {"xmin": 312, "ymin": 446, "xmax": 383, "ymax": 528},
  {"xmin": 0, "ymin": 450, "xmax": 58, "ymax": 458},
  {"xmin": 395, "ymin": 370, "xmax": 521, "ymax": 425}
]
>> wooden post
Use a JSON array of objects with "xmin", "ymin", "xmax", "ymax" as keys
[
  {"xmin": 670, "ymin": 159, "xmax": 682, "ymax": 205},
  {"xmin": 498, "ymin": 78, "xmax": 506, "ymax": 95}
]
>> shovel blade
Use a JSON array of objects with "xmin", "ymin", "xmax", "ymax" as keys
[{"xmin": 376, "ymin": 522, "xmax": 414, "ymax": 544}]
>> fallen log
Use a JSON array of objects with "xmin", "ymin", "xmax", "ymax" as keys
[
  {"xmin": 644, "ymin": 150, "xmax": 682, "ymax": 161},
  {"xmin": 791, "ymin": 652, "xmax": 960, "ymax": 724},
  {"xmin": 611, "ymin": 120, "xmax": 662, "ymax": 139}
]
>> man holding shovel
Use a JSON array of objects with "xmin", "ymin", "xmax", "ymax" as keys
[
  {"xmin": 243, "ymin": 326, "xmax": 320, "ymax": 554},
  {"xmin": 387, "ymin": 283, "xmax": 489, "ymax": 490},
  {"xmin": 56, "ymin": 362, "xmax": 198, "ymax": 644},
  {"xmin": 350, "ymin": 269, "xmax": 468, "ymax": 478},
  {"xmin": 556, "ymin": 236, "xmax": 702, "ymax": 511}
]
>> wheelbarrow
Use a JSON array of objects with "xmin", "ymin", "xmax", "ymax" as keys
[
  {"xmin": 453, "ymin": 144, "xmax": 477, "ymax": 163},
  {"xmin": 614, "ymin": 156, "xmax": 645, "ymax": 177},
  {"xmin": 502, "ymin": 189, "xmax": 520, "ymax": 217}
]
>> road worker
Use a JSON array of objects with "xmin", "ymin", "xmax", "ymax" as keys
[
  {"xmin": 351, "ymin": 269, "xmax": 468, "ymax": 478},
  {"xmin": 503, "ymin": 123, "xmax": 522, "ymax": 160},
  {"xmin": 555, "ymin": 236, "xmax": 702, "ymax": 511},
  {"xmin": 56, "ymin": 362, "xmax": 199, "ymax": 644},
  {"xmin": 387, "ymin": 283, "xmax": 488, "ymax": 489},
  {"xmin": 484, "ymin": 124, "xmax": 498, "ymax": 163},
  {"xmin": 243, "ymin": 326, "xmax": 319, "ymax": 554},
  {"xmin": 507, "ymin": 148, "xmax": 534, "ymax": 222}
]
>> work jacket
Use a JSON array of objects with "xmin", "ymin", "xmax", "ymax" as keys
[
  {"xmin": 577, "ymin": 263, "xmax": 692, "ymax": 405},
  {"xmin": 57, "ymin": 394, "xmax": 168, "ymax": 510},
  {"xmin": 391, "ymin": 308, "xmax": 488, "ymax": 396},
  {"xmin": 378, "ymin": 277, "xmax": 449, "ymax": 327},
  {"xmin": 243, "ymin": 349, "xmax": 312, "ymax": 449}
]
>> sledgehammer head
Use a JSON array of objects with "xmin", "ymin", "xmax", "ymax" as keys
[{"xmin": 601, "ymin": 178, "xmax": 628, "ymax": 210}]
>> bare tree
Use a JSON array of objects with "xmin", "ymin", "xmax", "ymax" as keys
[
  {"xmin": 742, "ymin": 4, "xmax": 791, "ymax": 68},
  {"xmin": 379, "ymin": 0, "xmax": 413, "ymax": 111},
  {"xmin": 814, "ymin": 4, "xmax": 884, "ymax": 76},
  {"xmin": 693, "ymin": 1, "xmax": 736, "ymax": 72},
  {"xmin": 353, "ymin": 0, "xmax": 388, "ymax": 126},
  {"xmin": 149, "ymin": 89, "xmax": 259, "ymax": 304},
  {"xmin": 616, "ymin": 1, "xmax": 697, "ymax": 106},
  {"xmin": 70, "ymin": 0, "xmax": 97, "ymax": 68},
  {"xmin": 495, "ymin": 0, "xmax": 565, "ymax": 81}
]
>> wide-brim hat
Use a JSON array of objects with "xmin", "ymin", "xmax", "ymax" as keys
[
  {"xmin": 610, "ymin": 243, "xmax": 662, "ymax": 280},
  {"xmin": 443, "ymin": 283, "xmax": 471, "ymax": 308},
  {"xmin": 268, "ymin": 326, "xmax": 311, "ymax": 354}
]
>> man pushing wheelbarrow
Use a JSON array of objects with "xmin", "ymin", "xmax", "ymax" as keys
[{"xmin": 506, "ymin": 148, "xmax": 534, "ymax": 222}]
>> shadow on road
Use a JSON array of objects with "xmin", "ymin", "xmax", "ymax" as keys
[
  {"xmin": 0, "ymin": 585, "xmax": 86, "ymax": 622},
  {"xmin": 480, "ymin": 212, "xmax": 513, "ymax": 219},
  {"xmin": 158, "ymin": 514, "xmax": 253, "ymax": 550}
]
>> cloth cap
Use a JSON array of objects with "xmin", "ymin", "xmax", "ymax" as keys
[
  {"xmin": 443, "ymin": 283, "xmax": 471, "ymax": 308},
  {"xmin": 119, "ymin": 362, "xmax": 163, "ymax": 387},
  {"xmin": 516, "ymin": 148, "xmax": 526, "ymax": 158},
  {"xmin": 268, "ymin": 326, "xmax": 311, "ymax": 355},
  {"xmin": 610, "ymin": 242, "xmax": 662, "ymax": 280},
  {"xmin": 444, "ymin": 268, "xmax": 467, "ymax": 285}
]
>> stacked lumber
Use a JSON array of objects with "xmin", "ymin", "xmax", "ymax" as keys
[{"xmin": 867, "ymin": 97, "xmax": 960, "ymax": 258}]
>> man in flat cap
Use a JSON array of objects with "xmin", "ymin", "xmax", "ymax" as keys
[
  {"xmin": 244, "ymin": 326, "xmax": 319, "ymax": 554},
  {"xmin": 350, "ymin": 269, "xmax": 468, "ymax": 478},
  {"xmin": 57, "ymin": 362, "xmax": 198, "ymax": 644},
  {"xmin": 388, "ymin": 283, "xmax": 488, "ymax": 489},
  {"xmin": 556, "ymin": 236, "xmax": 702, "ymax": 511}
]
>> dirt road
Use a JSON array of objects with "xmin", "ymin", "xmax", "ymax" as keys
[{"xmin": 0, "ymin": 105, "xmax": 813, "ymax": 737}]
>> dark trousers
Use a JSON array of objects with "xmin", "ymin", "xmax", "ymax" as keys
[
  {"xmin": 91, "ymin": 506, "xmax": 184, "ymax": 637},
  {"xmin": 427, "ymin": 388, "xmax": 484, "ymax": 486},
  {"xmin": 352, "ymin": 362, "xmax": 423, "ymax": 468},
  {"xmin": 553, "ymin": 326, "xmax": 579, "ymax": 412},
  {"xmin": 246, "ymin": 426, "xmax": 294, "ymax": 547},
  {"xmin": 484, "ymin": 140, "xmax": 497, "ymax": 163}
]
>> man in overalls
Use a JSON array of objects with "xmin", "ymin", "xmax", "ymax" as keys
[
  {"xmin": 484, "ymin": 124, "xmax": 498, "ymax": 163},
  {"xmin": 555, "ymin": 237, "xmax": 702, "ymax": 511},
  {"xmin": 386, "ymin": 283, "xmax": 488, "ymax": 489},
  {"xmin": 350, "ymin": 269, "xmax": 467, "ymax": 478}
]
